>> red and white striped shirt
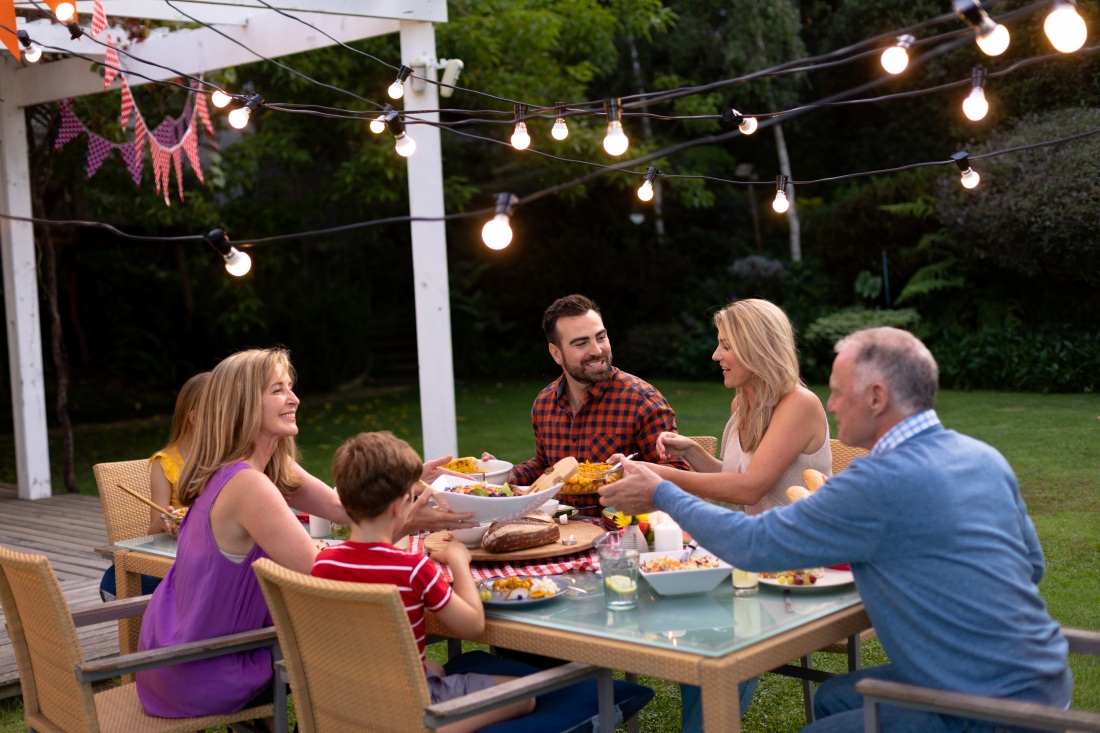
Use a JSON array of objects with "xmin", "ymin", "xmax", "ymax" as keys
[{"xmin": 312, "ymin": 542, "xmax": 452, "ymax": 663}]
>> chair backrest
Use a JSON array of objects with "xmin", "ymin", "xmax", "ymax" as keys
[
  {"xmin": 252, "ymin": 558, "xmax": 434, "ymax": 733},
  {"xmin": 93, "ymin": 459, "xmax": 153, "ymax": 545},
  {"xmin": 830, "ymin": 439, "xmax": 869, "ymax": 475},
  {"xmin": 0, "ymin": 546, "xmax": 99, "ymax": 733},
  {"xmin": 685, "ymin": 436, "xmax": 718, "ymax": 459}
]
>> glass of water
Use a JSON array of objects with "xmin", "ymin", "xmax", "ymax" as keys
[{"xmin": 599, "ymin": 546, "xmax": 640, "ymax": 611}]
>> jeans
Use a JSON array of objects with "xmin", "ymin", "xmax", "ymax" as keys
[
  {"xmin": 678, "ymin": 677, "xmax": 758, "ymax": 732},
  {"xmin": 805, "ymin": 664, "xmax": 1055, "ymax": 733}
]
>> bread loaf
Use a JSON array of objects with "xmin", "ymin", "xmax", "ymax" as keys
[
  {"xmin": 786, "ymin": 485, "xmax": 812, "ymax": 503},
  {"xmin": 802, "ymin": 469, "xmax": 828, "ymax": 492},
  {"xmin": 482, "ymin": 514, "xmax": 560, "ymax": 553}
]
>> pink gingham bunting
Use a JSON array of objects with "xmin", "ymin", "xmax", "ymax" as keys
[
  {"xmin": 54, "ymin": 100, "xmax": 83, "ymax": 150},
  {"xmin": 134, "ymin": 112, "xmax": 147, "ymax": 174},
  {"xmin": 118, "ymin": 142, "xmax": 142, "ymax": 187},
  {"xmin": 182, "ymin": 124, "xmax": 204, "ymax": 184},
  {"xmin": 102, "ymin": 42, "xmax": 119, "ymax": 88},
  {"xmin": 85, "ymin": 133, "xmax": 114, "ymax": 178},
  {"xmin": 407, "ymin": 533, "xmax": 599, "ymax": 583},
  {"xmin": 172, "ymin": 146, "xmax": 184, "ymax": 201},
  {"xmin": 90, "ymin": 0, "xmax": 107, "ymax": 37},
  {"xmin": 196, "ymin": 88, "xmax": 214, "ymax": 136},
  {"xmin": 119, "ymin": 78, "xmax": 133, "ymax": 128}
]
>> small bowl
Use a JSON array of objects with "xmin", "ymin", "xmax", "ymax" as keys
[
  {"xmin": 638, "ymin": 550, "xmax": 733, "ymax": 596},
  {"xmin": 538, "ymin": 499, "xmax": 560, "ymax": 516},
  {"xmin": 450, "ymin": 523, "xmax": 492, "ymax": 548},
  {"xmin": 477, "ymin": 458, "xmax": 513, "ymax": 484}
]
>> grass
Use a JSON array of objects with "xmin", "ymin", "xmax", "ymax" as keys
[{"xmin": 1, "ymin": 379, "xmax": 1098, "ymax": 731}]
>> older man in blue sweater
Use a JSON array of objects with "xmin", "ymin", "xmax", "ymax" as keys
[{"xmin": 600, "ymin": 327, "xmax": 1071, "ymax": 733}]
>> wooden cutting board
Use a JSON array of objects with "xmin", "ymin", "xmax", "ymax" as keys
[{"xmin": 423, "ymin": 521, "xmax": 604, "ymax": 561}]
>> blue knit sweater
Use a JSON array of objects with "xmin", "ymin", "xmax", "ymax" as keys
[{"xmin": 654, "ymin": 424, "xmax": 1071, "ymax": 704}]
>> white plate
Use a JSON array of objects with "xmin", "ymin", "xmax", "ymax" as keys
[
  {"xmin": 479, "ymin": 577, "xmax": 565, "ymax": 606},
  {"xmin": 429, "ymin": 475, "xmax": 563, "ymax": 523},
  {"xmin": 758, "ymin": 568, "xmax": 854, "ymax": 590}
]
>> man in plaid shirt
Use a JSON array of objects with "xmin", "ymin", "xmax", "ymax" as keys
[{"xmin": 504, "ymin": 294, "xmax": 690, "ymax": 486}]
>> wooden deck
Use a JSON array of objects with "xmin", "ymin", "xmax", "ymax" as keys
[{"xmin": 0, "ymin": 483, "xmax": 119, "ymax": 699}]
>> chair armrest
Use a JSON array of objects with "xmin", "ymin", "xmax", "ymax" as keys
[
  {"xmin": 855, "ymin": 678, "xmax": 1100, "ymax": 732},
  {"xmin": 71, "ymin": 594, "xmax": 152, "ymax": 627},
  {"xmin": 1065, "ymin": 627, "xmax": 1100, "ymax": 657},
  {"xmin": 76, "ymin": 627, "xmax": 278, "ymax": 683},
  {"xmin": 424, "ymin": 661, "xmax": 608, "ymax": 727}
]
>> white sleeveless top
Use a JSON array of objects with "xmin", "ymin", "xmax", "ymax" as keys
[{"xmin": 720, "ymin": 407, "xmax": 832, "ymax": 515}]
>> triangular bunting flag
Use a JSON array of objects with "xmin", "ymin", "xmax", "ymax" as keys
[
  {"xmin": 90, "ymin": 0, "xmax": 107, "ymax": 37},
  {"xmin": 183, "ymin": 123, "xmax": 204, "ymax": 184},
  {"xmin": 120, "ymin": 78, "xmax": 133, "ymax": 129},
  {"xmin": 196, "ymin": 87, "xmax": 214, "ymax": 136},
  {"xmin": 54, "ymin": 100, "xmax": 84, "ymax": 150},
  {"xmin": 103, "ymin": 42, "xmax": 119, "ymax": 88},
  {"xmin": 86, "ymin": 133, "xmax": 114, "ymax": 178},
  {"xmin": 172, "ymin": 146, "xmax": 184, "ymax": 201},
  {"xmin": 118, "ymin": 142, "xmax": 142, "ymax": 187}
]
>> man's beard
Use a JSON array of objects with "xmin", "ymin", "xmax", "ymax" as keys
[{"xmin": 564, "ymin": 352, "xmax": 612, "ymax": 385}]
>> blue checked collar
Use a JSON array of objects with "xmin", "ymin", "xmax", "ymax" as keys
[{"xmin": 871, "ymin": 409, "xmax": 941, "ymax": 457}]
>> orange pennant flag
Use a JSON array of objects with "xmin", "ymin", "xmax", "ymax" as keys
[{"xmin": 1, "ymin": 0, "xmax": 19, "ymax": 61}]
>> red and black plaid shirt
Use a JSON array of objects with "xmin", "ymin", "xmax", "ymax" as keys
[{"xmin": 512, "ymin": 367, "xmax": 690, "ymax": 485}]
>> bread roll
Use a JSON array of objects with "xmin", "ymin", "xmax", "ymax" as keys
[
  {"xmin": 482, "ymin": 514, "xmax": 560, "ymax": 553},
  {"xmin": 786, "ymin": 485, "xmax": 812, "ymax": 503},
  {"xmin": 802, "ymin": 469, "xmax": 828, "ymax": 492}
]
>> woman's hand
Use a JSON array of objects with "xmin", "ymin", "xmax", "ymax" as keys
[
  {"xmin": 422, "ymin": 454, "xmax": 467, "ymax": 483},
  {"xmin": 656, "ymin": 431, "xmax": 698, "ymax": 460},
  {"xmin": 401, "ymin": 486, "xmax": 479, "ymax": 536}
]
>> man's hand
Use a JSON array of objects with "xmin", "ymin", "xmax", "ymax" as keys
[
  {"xmin": 401, "ymin": 486, "xmax": 479, "ymax": 535},
  {"xmin": 598, "ymin": 458, "xmax": 662, "ymax": 515},
  {"xmin": 656, "ymin": 431, "xmax": 697, "ymax": 460}
]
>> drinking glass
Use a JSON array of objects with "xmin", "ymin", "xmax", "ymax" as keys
[
  {"xmin": 599, "ymin": 546, "xmax": 639, "ymax": 611},
  {"xmin": 732, "ymin": 567, "xmax": 759, "ymax": 596}
]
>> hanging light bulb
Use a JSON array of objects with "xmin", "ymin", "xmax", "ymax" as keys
[
  {"xmin": 16, "ymin": 31, "xmax": 42, "ymax": 63},
  {"xmin": 205, "ymin": 229, "xmax": 253, "ymax": 277},
  {"xmin": 638, "ymin": 167, "xmax": 658, "ymax": 202},
  {"xmin": 370, "ymin": 104, "xmax": 393, "ymax": 134},
  {"xmin": 211, "ymin": 90, "xmax": 232, "ymax": 108},
  {"xmin": 482, "ymin": 193, "xmax": 518, "ymax": 250},
  {"xmin": 382, "ymin": 109, "xmax": 416, "ymax": 157},
  {"xmin": 962, "ymin": 67, "xmax": 989, "ymax": 121},
  {"xmin": 772, "ymin": 175, "xmax": 791, "ymax": 213},
  {"xmin": 45, "ymin": 0, "xmax": 76, "ymax": 22},
  {"xmin": 1045, "ymin": 0, "xmax": 1087, "ymax": 53},
  {"xmin": 510, "ymin": 104, "xmax": 531, "ymax": 150},
  {"xmin": 722, "ymin": 108, "xmax": 758, "ymax": 135},
  {"xmin": 602, "ymin": 98, "xmax": 629, "ymax": 156},
  {"xmin": 388, "ymin": 65, "xmax": 412, "ymax": 100},
  {"xmin": 551, "ymin": 103, "xmax": 569, "ymax": 140},
  {"xmin": 976, "ymin": 23, "xmax": 1010, "ymax": 55},
  {"xmin": 954, "ymin": 0, "xmax": 1010, "ymax": 56},
  {"xmin": 952, "ymin": 151, "xmax": 980, "ymax": 189},
  {"xmin": 227, "ymin": 93, "xmax": 264, "ymax": 130},
  {"xmin": 880, "ymin": 34, "xmax": 915, "ymax": 75}
]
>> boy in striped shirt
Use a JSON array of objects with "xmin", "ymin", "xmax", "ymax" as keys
[{"xmin": 312, "ymin": 431, "xmax": 535, "ymax": 731}]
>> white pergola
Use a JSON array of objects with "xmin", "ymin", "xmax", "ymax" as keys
[{"xmin": 1, "ymin": 0, "xmax": 458, "ymax": 499}]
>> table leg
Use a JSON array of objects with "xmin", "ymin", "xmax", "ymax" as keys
[
  {"xmin": 114, "ymin": 552, "xmax": 143, "ymax": 684},
  {"xmin": 596, "ymin": 669, "xmax": 616, "ymax": 732},
  {"xmin": 800, "ymin": 654, "xmax": 816, "ymax": 724},
  {"xmin": 700, "ymin": 658, "xmax": 742, "ymax": 733},
  {"xmin": 626, "ymin": 672, "xmax": 640, "ymax": 733}
]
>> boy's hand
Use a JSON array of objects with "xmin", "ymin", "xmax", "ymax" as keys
[{"xmin": 431, "ymin": 541, "xmax": 472, "ymax": 567}]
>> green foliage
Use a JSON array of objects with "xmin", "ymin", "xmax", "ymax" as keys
[
  {"xmin": 853, "ymin": 270, "xmax": 882, "ymax": 302},
  {"xmin": 895, "ymin": 257, "xmax": 966, "ymax": 305},
  {"xmin": 800, "ymin": 307, "xmax": 921, "ymax": 381}
]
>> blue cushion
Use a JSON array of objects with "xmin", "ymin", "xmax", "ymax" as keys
[{"xmin": 444, "ymin": 651, "xmax": 655, "ymax": 733}]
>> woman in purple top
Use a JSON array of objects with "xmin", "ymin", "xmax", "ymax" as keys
[{"xmin": 136, "ymin": 348, "xmax": 476, "ymax": 727}]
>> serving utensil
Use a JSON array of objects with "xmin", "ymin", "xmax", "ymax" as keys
[
  {"xmin": 116, "ymin": 482, "xmax": 176, "ymax": 518},
  {"xmin": 526, "ymin": 457, "xmax": 579, "ymax": 495},
  {"xmin": 598, "ymin": 453, "xmax": 636, "ymax": 478}
]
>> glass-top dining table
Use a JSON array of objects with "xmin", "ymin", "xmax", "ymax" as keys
[{"xmin": 107, "ymin": 533, "xmax": 869, "ymax": 732}]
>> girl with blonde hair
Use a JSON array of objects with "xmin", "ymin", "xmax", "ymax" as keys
[
  {"xmin": 148, "ymin": 370, "xmax": 209, "ymax": 533},
  {"xmin": 136, "ymin": 347, "xmax": 474, "ymax": 722}
]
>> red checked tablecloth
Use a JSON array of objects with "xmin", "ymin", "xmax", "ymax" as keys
[{"xmin": 408, "ymin": 533, "xmax": 600, "ymax": 583}]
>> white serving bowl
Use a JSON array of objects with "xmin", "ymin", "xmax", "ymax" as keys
[
  {"xmin": 477, "ymin": 458, "xmax": 513, "ymax": 484},
  {"xmin": 638, "ymin": 550, "xmax": 733, "ymax": 596},
  {"xmin": 450, "ymin": 523, "xmax": 492, "ymax": 548},
  {"xmin": 429, "ymin": 475, "xmax": 563, "ymax": 523}
]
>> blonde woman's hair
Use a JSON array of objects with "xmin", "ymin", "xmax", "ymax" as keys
[
  {"xmin": 177, "ymin": 348, "xmax": 302, "ymax": 507},
  {"xmin": 163, "ymin": 371, "xmax": 210, "ymax": 451},
  {"xmin": 714, "ymin": 299, "xmax": 802, "ymax": 452}
]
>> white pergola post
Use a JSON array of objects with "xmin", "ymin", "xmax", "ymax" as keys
[
  {"xmin": 400, "ymin": 20, "xmax": 458, "ymax": 460},
  {"xmin": 0, "ymin": 62, "xmax": 52, "ymax": 499}
]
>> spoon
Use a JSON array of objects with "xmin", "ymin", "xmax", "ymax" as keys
[{"xmin": 600, "ymin": 453, "xmax": 637, "ymax": 478}]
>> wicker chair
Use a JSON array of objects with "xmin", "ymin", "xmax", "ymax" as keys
[
  {"xmin": 857, "ymin": 629, "xmax": 1100, "ymax": 731},
  {"xmin": 684, "ymin": 435, "xmax": 718, "ymax": 459},
  {"xmin": 0, "ymin": 546, "xmax": 275, "ymax": 733},
  {"xmin": 94, "ymin": 459, "xmax": 155, "ymax": 545},
  {"xmin": 252, "ymin": 558, "xmax": 630, "ymax": 733},
  {"xmin": 830, "ymin": 439, "xmax": 869, "ymax": 475}
]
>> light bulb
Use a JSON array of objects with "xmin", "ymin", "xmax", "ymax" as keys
[
  {"xmin": 976, "ymin": 23, "xmax": 1010, "ymax": 56},
  {"xmin": 638, "ymin": 180, "xmax": 654, "ymax": 202},
  {"xmin": 212, "ymin": 91, "xmax": 232, "ymax": 108},
  {"xmin": 738, "ymin": 116, "xmax": 758, "ymax": 135},
  {"xmin": 962, "ymin": 87, "xmax": 988, "ymax": 121},
  {"xmin": 482, "ymin": 214, "xmax": 513, "ymax": 249},
  {"xmin": 960, "ymin": 168, "xmax": 980, "ymax": 189},
  {"xmin": 228, "ymin": 107, "xmax": 251, "ymax": 129},
  {"xmin": 603, "ymin": 121, "xmax": 629, "ymax": 156},
  {"xmin": 772, "ymin": 190, "xmax": 790, "ymax": 213},
  {"xmin": 223, "ymin": 248, "xmax": 252, "ymax": 277},
  {"xmin": 23, "ymin": 43, "xmax": 42, "ymax": 63},
  {"xmin": 1045, "ymin": 3, "xmax": 1087, "ymax": 53},
  {"xmin": 552, "ymin": 119, "xmax": 569, "ymax": 140},
  {"xmin": 880, "ymin": 46, "xmax": 910, "ymax": 75},
  {"xmin": 369, "ymin": 115, "xmax": 386, "ymax": 134},
  {"xmin": 387, "ymin": 80, "xmax": 405, "ymax": 100},
  {"xmin": 53, "ymin": 1, "xmax": 76, "ymax": 21},
  {"xmin": 394, "ymin": 133, "xmax": 417, "ymax": 157},
  {"xmin": 510, "ymin": 122, "xmax": 530, "ymax": 150}
]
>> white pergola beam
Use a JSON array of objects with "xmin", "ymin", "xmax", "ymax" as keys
[{"xmin": 16, "ymin": 0, "xmax": 447, "ymax": 23}]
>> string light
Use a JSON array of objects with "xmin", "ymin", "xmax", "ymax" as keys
[
  {"xmin": 228, "ymin": 93, "xmax": 264, "ymax": 130},
  {"xmin": 205, "ymin": 229, "xmax": 252, "ymax": 277},
  {"xmin": 44, "ymin": 0, "xmax": 76, "ymax": 22},
  {"xmin": 370, "ymin": 103, "xmax": 393, "ymax": 134},
  {"xmin": 383, "ymin": 109, "xmax": 416, "ymax": 157},
  {"xmin": 772, "ymin": 175, "xmax": 790, "ymax": 213},
  {"xmin": 881, "ymin": 34, "xmax": 916, "ymax": 74},
  {"xmin": 721, "ymin": 108, "xmax": 758, "ymax": 135},
  {"xmin": 211, "ymin": 90, "xmax": 232, "ymax": 108},
  {"xmin": 551, "ymin": 103, "xmax": 569, "ymax": 140},
  {"xmin": 1044, "ymin": 0, "xmax": 1087, "ymax": 53},
  {"xmin": 962, "ymin": 66, "xmax": 989, "ymax": 121},
  {"xmin": 953, "ymin": 0, "xmax": 1010, "ymax": 56},
  {"xmin": 602, "ymin": 98, "xmax": 629, "ymax": 156},
  {"xmin": 952, "ymin": 151, "xmax": 980, "ymax": 189},
  {"xmin": 638, "ymin": 167, "xmax": 659, "ymax": 201},
  {"xmin": 481, "ymin": 193, "xmax": 517, "ymax": 249},
  {"xmin": 16, "ymin": 30, "xmax": 42, "ymax": 63},
  {"xmin": 510, "ymin": 104, "xmax": 531, "ymax": 150},
  {"xmin": 388, "ymin": 65, "xmax": 411, "ymax": 100}
]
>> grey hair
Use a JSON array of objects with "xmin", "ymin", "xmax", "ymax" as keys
[{"xmin": 834, "ymin": 327, "xmax": 938, "ymax": 416}]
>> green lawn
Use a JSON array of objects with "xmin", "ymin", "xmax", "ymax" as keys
[{"xmin": 1, "ymin": 380, "xmax": 1097, "ymax": 732}]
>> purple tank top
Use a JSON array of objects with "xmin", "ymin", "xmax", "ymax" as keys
[{"xmin": 137, "ymin": 462, "xmax": 273, "ymax": 718}]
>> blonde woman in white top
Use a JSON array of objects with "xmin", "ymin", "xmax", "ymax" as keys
[{"xmin": 622, "ymin": 298, "xmax": 831, "ymax": 512}]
